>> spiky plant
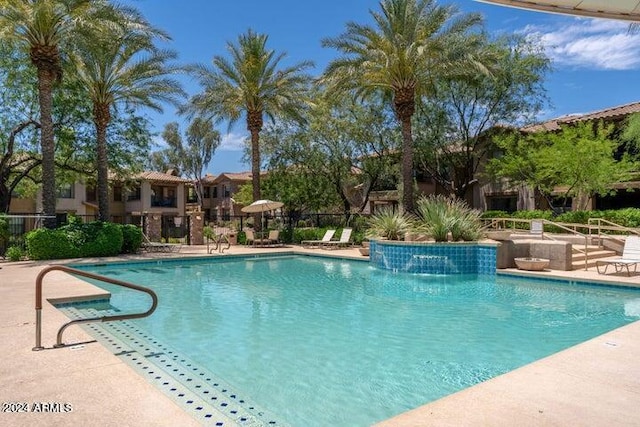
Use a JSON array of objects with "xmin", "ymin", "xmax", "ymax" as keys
[
  {"xmin": 416, "ymin": 195, "xmax": 453, "ymax": 242},
  {"xmin": 447, "ymin": 197, "xmax": 483, "ymax": 241},
  {"xmin": 366, "ymin": 207, "xmax": 415, "ymax": 241},
  {"xmin": 416, "ymin": 195, "xmax": 482, "ymax": 242}
]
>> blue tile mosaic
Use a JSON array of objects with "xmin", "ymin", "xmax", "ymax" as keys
[{"xmin": 370, "ymin": 240, "xmax": 496, "ymax": 275}]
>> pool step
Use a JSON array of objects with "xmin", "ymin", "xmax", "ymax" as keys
[
  {"xmin": 571, "ymin": 247, "xmax": 617, "ymax": 270},
  {"xmin": 59, "ymin": 306, "xmax": 285, "ymax": 427}
]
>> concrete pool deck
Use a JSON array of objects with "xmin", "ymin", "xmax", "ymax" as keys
[{"xmin": 1, "ymin": 245, "xmax": 639, "ymax": 426}]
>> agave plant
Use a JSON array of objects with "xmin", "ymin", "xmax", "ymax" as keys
[
  {"xmin": 416, "ymin": 195, "xmax": 482, "ymax": 242},
  {"xmin": 366, "ymin": 207, "xmax": 415, "ymax": 241}
]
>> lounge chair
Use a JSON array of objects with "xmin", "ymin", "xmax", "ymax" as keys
[
  {"xmin": 141, "ymin": 233, "xmax": 181, "ymax": 253},
  {"xmin": 301, "ymin": 229, "xmax": 335, "ymax": 248},
  {"xmin": 321, "ymin": 228, "xmax": 353, "ymax": 249},
  {"xmin": 244, "ymin": 229, "xmax": 269, "ymax": 246},
  {"xmin": 596, "ymin": 236, "xmax": 640, "ymax": 276},
  {"xmin": 267, "ymin": 230, "xmax": 282, "ymax": 246}
]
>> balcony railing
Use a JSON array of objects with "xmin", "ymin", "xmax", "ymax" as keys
[{"xmin": 151, "ymin": 196, "xmax": 177, "ymax": 208}]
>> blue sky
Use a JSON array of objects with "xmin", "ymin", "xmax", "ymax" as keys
[{"xmin": 123, "ymin": 0, "xmax": 640, "ymax": 174}]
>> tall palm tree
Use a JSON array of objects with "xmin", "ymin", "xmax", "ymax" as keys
[
  {"xmin": 322, "ymin": 0, "xmax": 485, "ymax": 212},
  {"xmin": 189, "ymin": 29, "xmax": 313, "ymax": 225},
  {"xmin": 75, "ymin": 29, "xmax": 185, "ymax": 221},
  {"xmin": 0, "ymin": 0, "xmax": 119, "ymax": 228}
]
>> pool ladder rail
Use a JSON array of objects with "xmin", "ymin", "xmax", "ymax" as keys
[
  {"xmin": 208, "ymin": 233, "xmax": 231, "ymax": 254},
  {"xmin": 33, "ymin": 265, "xmax": 158, "ymax": 351}
]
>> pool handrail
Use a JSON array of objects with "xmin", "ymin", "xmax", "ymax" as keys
[{"xmin": 33, "ymin": 265, "xmax": 158, "ymax": 351}]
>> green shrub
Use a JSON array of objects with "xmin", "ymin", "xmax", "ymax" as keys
[
  {"xmin": 5, "ymin": 245, "xmax": 25, "ymax": 261},
  {"xmin": 0, "ymin": 215, "xmax": 8, "ymax": 256},
  {"xmin": 26, "ymin": 221, "xmax": 125, "ymax": 260},
  {"xmin": 366, "ymin": 208, "xmax": 415, "ymax": 241},
  {"xmin": 292, "ymin": 227, "xmax": 327, "ymax": 244},
  {"xmin": 555, "ymin": 210, "xmax": 594, "ymax": 224},
  {"xmin": 512, "ymin": 210, "xmax": 554, "ymax": 220},
  {"xmin": 416, "ymin": 195, "xmax": 482, "ymax": 242},
  {"xmin": 67, "ymin": 222, "xmax": 122, "ymax": 257},
  {"xmin": 120, "ymin": 224, "xmax": 143, "ymax": 254},
  {"xmin": 26, "ymin": 228, "xmax": 79, "ymax": 260}
]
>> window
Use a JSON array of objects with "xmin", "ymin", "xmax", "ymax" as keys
[
  {"xmin": 86, "ymin": 186, "xmax": 97, "ymax": 202},
  {"xmin": 223, "ymin": 184, "xmax": 230, "ymax": 198},
  {"xmin": 187, "ymin": 187, "xmax": 198, "ymax": 203},
  {"xmin": 128, "ymin": 186, "xmax": 141, "ymax": 201},
  {"xmin": 57, "ymin": 183, "xmax": 74, "ymax": 199},
  {"xmin": 486, "ymin": 195, "xmax": 517, "ymax": 213},
  {"xmin": 212, "ymin": 186, "xmax": 218, "ymax": 198},
  {"xmin": 203, "ymin": 186, "xmax": 210, "ymax": 198},
  {"xmin": 113, "ymin": 185, "xmax": 123, "ymax": 202}
]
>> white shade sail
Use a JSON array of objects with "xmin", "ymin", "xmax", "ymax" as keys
[{"xmin": 477, "ymin": 0, "xmax": 640, "ymax": 22}]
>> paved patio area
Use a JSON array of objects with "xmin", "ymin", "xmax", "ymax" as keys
[{"xmin": 1, "ymin": 244, "xmax": 639, "ymax": 426}]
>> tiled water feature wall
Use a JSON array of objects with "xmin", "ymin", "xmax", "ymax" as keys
[{"xmin": 369, "ymin": 240, "xmax": 497, "ymax": 275}]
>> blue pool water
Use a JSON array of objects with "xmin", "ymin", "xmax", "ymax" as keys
[{"xmin": 70, "ymin": 255, "xmax": 640, "ymax": 426}]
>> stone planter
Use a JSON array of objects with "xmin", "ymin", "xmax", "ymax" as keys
[
  {"xmin": 514, "ymin": 257, "xmax": 550, "ymax": 271},
  {"xmin": 359, "ymin": 247, "xmax": 370, "ymax": 256},
  {"xmin": 486, "ymin": 231, "xmax": 512, "ymax": 241}
]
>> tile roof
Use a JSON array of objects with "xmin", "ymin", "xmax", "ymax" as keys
[
  {"xmin": 208, "ymin": 171, "xmax": 266, "ymax": 184},
  {"xmin": 522, "ymin": 101, "xmax": 640, "ymax": 133},
  {"xmin": 136, "ymin": 171, "xmax": 191, "ymax": 183}
]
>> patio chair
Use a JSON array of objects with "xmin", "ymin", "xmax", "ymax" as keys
[
  {"xmin": 321, "ymin": 228, "xmax": 353, "ymax": 249},
  {"xmin": 301, "ymin": 229, "xmax": 335, "ymax": 248},
  {"xmin": 141, "ymin": 233, "xmax": 181, "ymax": 253},
  {"xmin": 244, "ymin": 229, "xmax": 269, "ymax": 246},
  {"xmin": 596, "ymin": 236, "xmax": 640, "ymax": 276},
  {"xmin": 267, "ymin": 230, "xmax": 283, "ymax": 246}
]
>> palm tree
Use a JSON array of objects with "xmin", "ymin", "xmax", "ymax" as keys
[
  {"xmin": 0, "ymin": 0, "xmax": 119, "ymax": 228},
  {"xmin": 322, "ymin": 0, "xmax": 485, "ymax": 213},
  {"xmin": 75, "ymin": 28, "xmax": 184, "ymax": 221},
  {"xmin": 189, "ymin": 29, "xmax": 313, "ymax": 226}
]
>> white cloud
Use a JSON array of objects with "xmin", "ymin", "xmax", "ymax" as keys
[
  {"xmin": 523, "ymin": 18, "xmax": 640, "ymax": 70},
  {"xmin": 219, "ymin": 132, "xmax": 247, "ymax": 151}
]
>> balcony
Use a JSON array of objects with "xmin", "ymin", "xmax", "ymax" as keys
[{"xmin": 151, "ymin": 196, "xmax": 177, "ymax": 208}]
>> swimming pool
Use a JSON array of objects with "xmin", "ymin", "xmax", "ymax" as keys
[{"xmin": 67, "ymin": 255, "xmax": 640, "ymax": 426}]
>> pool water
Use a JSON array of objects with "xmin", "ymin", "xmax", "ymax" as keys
[{"xmin": 70, "ymin": 255, "xmax": 640, "ymax": 426}]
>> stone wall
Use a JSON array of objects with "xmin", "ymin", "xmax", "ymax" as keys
[
  {"xmin": 189, "ymin": 212, "xmax": 204, "ymax": 245},
  {"xmin": 496, "ymin": 239, "xmax": 573, "ymax": 271},
  {"xmin": 146, "ymin": 214, "xmax": 162, "ymax": 242}
]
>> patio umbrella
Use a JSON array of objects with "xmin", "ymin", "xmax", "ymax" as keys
[{"xmin": 241, "ymin": 199, "xmax": 284, "ymax": 230}]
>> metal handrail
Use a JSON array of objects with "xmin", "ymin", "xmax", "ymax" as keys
[
  {"xmin": 483, "ymin": 217, "xmax": 590, "ymax": 270},
  {"xmin": 33, "ymin": 265, "xmax": 158, "ymax": 351},
  {"xmin": 208, "ymin": 233, "xmax": 231, "ymax": 254},
  {"xmin": 587, "ymin": 218, "xmax": 640, "ymax": 244}
]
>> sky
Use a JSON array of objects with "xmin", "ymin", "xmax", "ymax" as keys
[{"xmin": 122, "ymin": 0, "xmax": 640, "ymax": 175}]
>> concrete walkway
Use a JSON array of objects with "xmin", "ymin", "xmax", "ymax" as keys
[{"xmin": 1, "ymin": 245, "xmax": 639, "ymax": 426}]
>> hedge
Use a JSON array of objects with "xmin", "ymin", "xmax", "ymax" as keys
[
  {"xmin": 481, "ymin": 208, "xmax": 640, "ymax": 228},
  {"xmin": 26, "ymin": 221, "xmax": 130, "ymax": 260},
  {"xmin": 120, "ymin": 224, "xmax": 143, "ymax": 254},
  {"xmin": 26, "ymin": 228, "xmax": 80, "ymax": 260}
]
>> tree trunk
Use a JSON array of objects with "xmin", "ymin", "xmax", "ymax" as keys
[
  {"xmin": 94, "ymin": 103, "xmax": 111, "ymax": 222},
  {"xmin": 36, "ymin": 67, "xmax": 57, "ymax": 228},
  {"xmin": 0, "ymin": 182, "xmax": 10, "ymax": 214},
  {"xmin": 248, "ymin": 110, "xmax": 263, "ymax": 230},
  {"xmin": 394, "ymin": 86, "xmax": 416, "ymax": 213}
]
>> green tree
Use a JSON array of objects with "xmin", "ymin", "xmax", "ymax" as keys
[
  {"xmin": 0, "ymin": 43, "xmax": 154, "ymax": 214},
  {"xmin": 414, "ymin": 34, "xmax": 550, "ymax": 200},
  {"xmin": 75, "ymin": 20, "xmax": 184, "ymax": 221},
  {"xmin": 160, "ymin": 118, "xmax": 220, "ymax": 207},
  {"xmin": 322, "ymin": 0, "xmax": 485, "ymax": 212},
  {"xmin": 0, "ymin": 0, "xmax": 124, "ymax": 227},
  {"xmin": 260, "ymin": 95, "xmax": 399, "ymax": 219},
  {"xmin": 188, "ymin": 29, "xmax": 313, "ymax": 228},
  {"xmin": 487, "ymin": 121, "xmax": 637, "ymax": 210}
]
